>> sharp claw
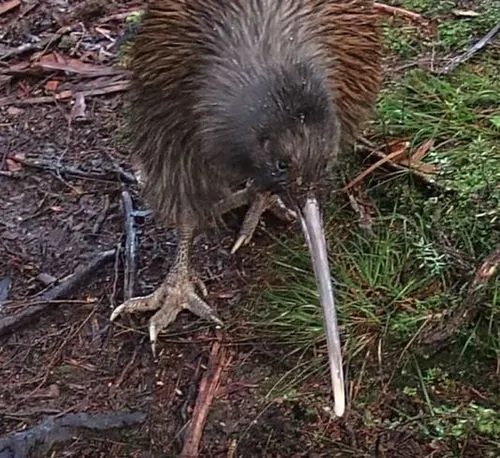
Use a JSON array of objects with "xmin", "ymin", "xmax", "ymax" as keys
[
  {"xmin": 231, "ymin": 234, "xmax": 248, "ymax": 254},
  {"xmin": 149, "ymin": 322, "xmax": 158, "ymax": 356},
  {"xmin": 213, "ymin": 316, "xmax": 224, "ymax": 328},
  {"xmin": 207, "ymin": 312, "xmax": 224, "ymax": 328},
  {"xmin": 110, "ymin": 303, "xmax": 126, "ymax": 322}
]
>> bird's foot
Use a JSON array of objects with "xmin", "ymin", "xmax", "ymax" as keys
[
  {"xmin": 110, "ymin": 270, "xmax": 223, "ymax": 354},
  {"xmin": 231, "ymin": 192, "xmax": 297, "ymax": 254}
]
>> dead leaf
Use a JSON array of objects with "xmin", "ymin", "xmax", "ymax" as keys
[
  {"xmin": 410, "ymin": 138, "xmax": 435, "ymax": 163},
  {"xmin": 373, "ymin": 2, "xmax": 429, "ymax": 26},
  {"xmin": 37, "ymin": 52, "xmax": 123, "ymax": 77},
  {"xmin": 0, "ymin": 0, "xmax": 20, "ymax": 16},
  {"xmin": 343, "ymin": 141, "xmax": 410, "ymax": 190},
  {"xmin": 398, "ymin": 160, "xmax": 438, "ymax": 175},
  {"xmin": 385, "ymin": 139, "xmax": 410, "ymax": 156},
  {"xmin": 415, "ymin": 163, "xmax": 439, "ymax": 174},
  {"xmin": 56, "ymin": 90, "xmax": 73, "ymax": 100},
  {"xmin": 11, "ymin": 152, "xmax": 25, "ymax": 161},
  {"xmin": 45, "ymin": 80, "xmax": 59, "ymax": 93},
  {"xmin": 70, "ymin": 92, "xmax": 88, "ymax": 121},
  {"xmin": 6, "ymin": 106, "xmax": 24, "ymax": 116},
  {"xmin": 5, "ymin": 158, "xmax": 22, "ymax": 172},
  {"xmin": 452, "ymin": 9, "xmax": 480, "ymax": 18}
]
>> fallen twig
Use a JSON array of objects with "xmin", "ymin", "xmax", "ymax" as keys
[
  {"xmin": 6, "ymin": 154, "xmax": 136, "ymax": 184},
  {"xmin": 343, "ymin": 142, "xmax": 409, "ymax": 191},
  {"xmin": 98, "ymin": 9, "xmax": 144, "ymax": 24},
  {"xmin": 355, "ymin": 138, "xmax": 444, "ymax": 192},
  {"xmin": 0, "ymin": 410, "xmax": 147, "ymax": 458},
  {"xmin": 433, "ymin": 22, "xmax": 500, "ymax": 75},
  {"xmin": 373, "ymin": 2, "xmax": 429, "ymax": 25},
  {"xmin": 3, "ymin": 53, "xmax": 127, "ymax": 78},
  {"xmin": 70, "ymin": 92, "xmax": 88, "ymax": 122},
  {"xmin": 0, "ymin": 249, "xmax": 116, "ymax": 337},
  {"xmin": 0, "ymin": 80, "xmax": 130, "ymax": 107},
  {"xmin": 122, "ymin": 190, "xmax": 138, "ymax": 301},
  {"xmin": 113, "ymin": 343, "xmax": 141, "ymax": 388},
  {"xmin": 418, "ymin": 243, "xmax": 500, "ymax": 349},
  {"xmin": 100, "ymin": 149, "xmax": 138, "ymax": 185},
  {"xmin": 0, "ymin": 26, "xmax": 76, "ymax": 61},
  {"xmin": 180, "ymin": 340, "xmax": 228, "ymax": 458}
]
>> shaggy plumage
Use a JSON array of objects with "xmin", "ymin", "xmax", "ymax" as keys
[
  {"xmin": 126, "ymin": 0, "xmax": 381, "ymax": 227},
  {"xmin": 112, "ymin": 0, "xmax": 382, "ymax": 417}
]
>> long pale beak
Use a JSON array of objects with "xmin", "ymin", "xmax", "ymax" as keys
[{"xmin": 299, "ymin": 196, "xmax": 345, "ymax": 417}]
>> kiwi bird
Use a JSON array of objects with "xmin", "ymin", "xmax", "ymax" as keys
[{"xmin": 110, "ymin": 0, "xmax": 382, "ymax": 417}]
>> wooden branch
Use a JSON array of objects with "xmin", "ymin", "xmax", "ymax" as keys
[
  {"xmin": 0, "ymin": 249, "xmax": 116, "ymax": 337},
  {"xmin": 180, "ymin": 341, "xmax": 227, "ymax": 458},
  {"xmin": 343, "ymin": 143, "xmax": 409, "ymax": 191},
  {"xmin": 373, "ymin": 2, "xmax": 428, "ymax": 25},
  {"xmin": 0, "ymin": 26, "xmax": 77, "ymax": 61},
  {"xmin": 0, "ymin": 80, "xmax": 130, "ymax": 107},
  {"xmin": 121, "ymin": 190, "xmax": 138, "ymax": 301},
  {"xmin": 433, "ymin": 22, "xmax": 500, "ymax": 75},
  {"xmin": 6, "ymin": 154, "xmax": 137, "ymax": 184},
  {"xmin": 418, "ymin": 243, "xmax": 500, "ymax": 349},
  {"xmin": 355, "ymin": 139, "xmax": 445, "ymax": 193},
  {"xmin": 0, "ymin": 411, "xmax": 147, "ymax": 458}
]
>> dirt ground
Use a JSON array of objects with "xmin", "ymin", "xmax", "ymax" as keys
[{"xmin": 0, "ymin": 1, "xmax": 495, "ymax": 457}]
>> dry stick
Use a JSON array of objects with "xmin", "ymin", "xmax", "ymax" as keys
[
  {"xmin": 355, "ymin": 139, "xmax": 445, "ymax": 192},
  {"xmin": 122, "ymin": 190, "xmax": 138, "ymax": 301},
  {"xmin": 418, "ymin": 242, "xmax": 500, "ymax": 349},
  {"xmin": 343, "ymin": 144, "xmax": 409, "ymax": 191},
  {"xmin": 100, "ymin": 149, "xmax": 138, "ymax": 186},
  {"xmin": 70, "ymin": 92, "xmax": 87, "ymax": 122},
  {"xmin": 373, "ymin": 2, "xmax": 427, "ymax": 25},
  {"xmin": 0, "ymin": 80, "xmax": 130, "ymax": 107},
  {"xmin": 0, "ymin": 249, "xmax": 116, "ymax": 337},
  {"xmin": 7, "ymin": 154, "xmax": 137, "ymax": 184},
  {"xmin": 180, "ymin": 341, "xmax": 227, "ymax": 458},
  {"xmin": 0, "ymin": 25, "xmax": 76, "ymax": 61},
  {"xmin": 1, "ymin": 59, "xmax": 126, "ymax": 78},
  {"xmin": 433, "ymin": 22, "xmax": 500, "ymax": 75},
  {"xmin": 98, "ymin": 9, "xmax": 144, "ymax": 24},
  {"xmin": 0, "ymin": 411, "xmax": 147, "ymax": 458}
]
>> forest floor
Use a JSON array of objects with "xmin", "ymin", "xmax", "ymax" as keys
[{"xmin": 0, "ymin": 0, "xmax": 498, "ymax": 457}]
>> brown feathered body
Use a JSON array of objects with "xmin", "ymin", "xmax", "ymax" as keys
[{"xmin": 127, "ymin": 0, "xmax": 382, "ymax": 228}]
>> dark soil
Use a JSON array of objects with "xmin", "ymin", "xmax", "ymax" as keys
[{"xmin": 1, "ymin": 1, "xmax": 494, "ymax": 457}]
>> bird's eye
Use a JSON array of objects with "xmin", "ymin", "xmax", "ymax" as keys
[{"xmin": 275, "ymin": 160, "xmax": 288, "ymax": 174}]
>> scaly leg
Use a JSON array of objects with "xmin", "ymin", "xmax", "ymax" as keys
[
  {"xmin": 219, "ymin": 190, "xmax": 297, "ymax": 254},
  {"xmin": 110, "ymin": 225, "xmax": 222, "ymax": 353}
]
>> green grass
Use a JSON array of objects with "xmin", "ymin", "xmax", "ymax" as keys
[
  {"xmin": 383, "ymin": 0, "xmax": 500, "ymax": 59},
  {"xmin": 242, "ymin": 1, "xmax": 500, "ymax": 452},
  {"xmin": 374, "ymin": 60, "xmax": 499, "ymax": 255}
]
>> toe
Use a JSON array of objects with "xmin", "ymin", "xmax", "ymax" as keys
[
  {"xmin": 148, "ymin": 301, "xmax": 183, "ymax": 343},
  {"xmin": 231, "ymin": 234, "xmax": 250, "ymax": 254},
  {"xmin": 110, "ymin": 292, "xmax": 163, "ymax": 322},
  {"xmin": 187, "ymin": 291, "xmax": 224, "ymax": 327},
  {"xmin": 110, "ymin": 302, "xmax": 127, "ymax": 322}
]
